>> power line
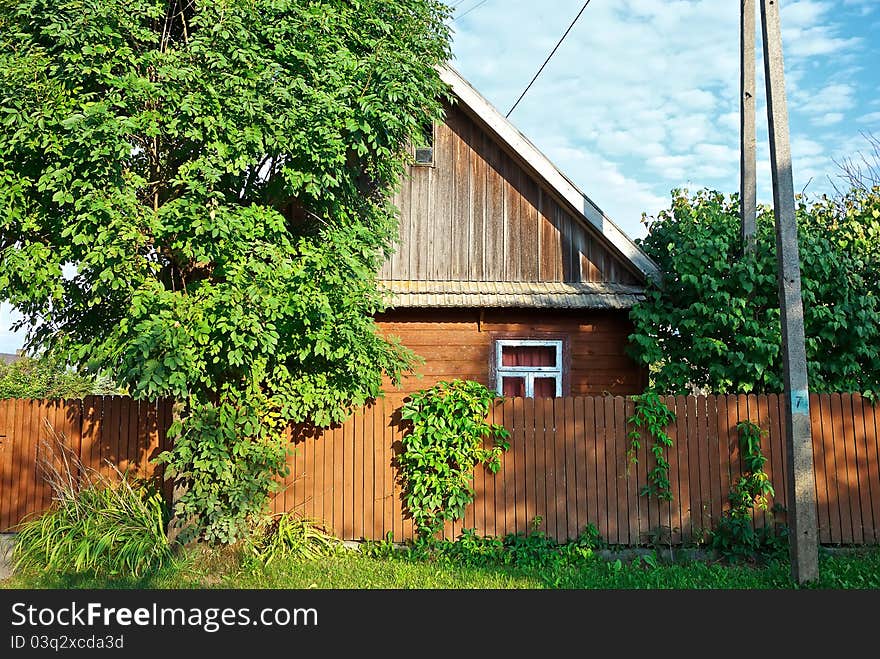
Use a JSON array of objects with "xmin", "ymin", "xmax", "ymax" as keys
[
  {"xmin": 505, "ymin": 0, "xmax": 592, "ymax": 118},
  {"xmin": 454, "ymin": 0, "xmax": 490, "ymax": 22}
]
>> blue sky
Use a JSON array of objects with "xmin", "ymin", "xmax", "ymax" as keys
[
  {"xmin": 2, "ymin": 0, "xmax": 879, "ymax": 353},
  {"xmin": 447, "ymin": 0, "xmax": 880, "ymax": 239}
]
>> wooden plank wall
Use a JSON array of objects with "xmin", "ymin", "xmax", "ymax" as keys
[
  {"xmin": 380, "ymin": 104, "xmax": 640, "ymax": 285},
  {"xmin": 2, "ymin": 394, "xmax": 878, "ymax": 546},
  {"xmin": 376, "ymin": 309, "xmax": 647, "ymax": 396}
]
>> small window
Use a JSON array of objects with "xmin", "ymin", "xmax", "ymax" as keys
[
  {"xmin": 495, "ymin": 340, "xmax": 563, "ymax": 398},
  {"xmin": 413, "ymin": 121, "xmax": 434, "ymax": 166}
]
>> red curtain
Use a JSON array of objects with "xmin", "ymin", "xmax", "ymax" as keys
[
  {"xmin": 501, "ymin": 346, "xmax": 555, "ymax": 367},
  {"xmin": 502, "ymin": 377, "xmax": 525, "ymax": 397},
  {"xmin": 533, "ymin": 377, "xmax": 556, "ymax": 398}
]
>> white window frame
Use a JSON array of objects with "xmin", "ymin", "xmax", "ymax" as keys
[{"xmin": 495, "ymin": 339, "xmax": 563, "ymax": 398}]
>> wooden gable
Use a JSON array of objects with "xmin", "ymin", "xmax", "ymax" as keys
[{"xmin": 380, "ymin": 102, "xmax": 642, "ymax": 286}]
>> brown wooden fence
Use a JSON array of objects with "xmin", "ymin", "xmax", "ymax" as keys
[{"xmin": 1, "ymin": 394, "xmax": 878, "ymax": 545}]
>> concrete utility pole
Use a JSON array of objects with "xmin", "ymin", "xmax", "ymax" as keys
[
  {"xmin": 758, "ymin": 0, "xmax": 819, "ymax": 583},
  {"xmin": 740, "ymin": 0, "xmax": 757, "ymax": 254}
]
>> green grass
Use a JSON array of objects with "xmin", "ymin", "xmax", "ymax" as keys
[{"xmin": 3, "ymin": 542, "xmax": 879, "ymax": 590}]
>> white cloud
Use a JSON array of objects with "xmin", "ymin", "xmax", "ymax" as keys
[
  {"xmin": 811, "ymin": 112, "xmax": 844, "ymax": 127},
  {"xmin": 793, "ymin": 83, "xmax": 856, "ymax": 116},
  {"xmin": 857, "ymin": 111, "xmax": 880, "ymax": 125}
]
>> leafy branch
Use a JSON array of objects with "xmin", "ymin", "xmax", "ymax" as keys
[
  {"xmin": 398, "ymin": 380, "xmax": 510, "ymax": 540},
  {"xmin": 626, "ymin": 391, "xmax": 676, "ymax": 502}
]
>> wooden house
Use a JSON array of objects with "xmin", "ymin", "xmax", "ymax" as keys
[{"xmin": 377, "ymin": 66, "xmax": 661, "ymax": 398}]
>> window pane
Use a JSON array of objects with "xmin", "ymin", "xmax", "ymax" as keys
[
  {"xmin": 534, "ymin": 377, "xmax": 557, "ymax": 398},
  {"xmin": 501, "ymin": 376, "xmax": 526, "ymax": 398},
  {"xmin": 501, "ymin": 345, "xmax": 556, "ymax": 367}
]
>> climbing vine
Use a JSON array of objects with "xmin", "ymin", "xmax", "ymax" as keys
[
  {"xmin": 626, "ymin": 392, "xmax": 676, "ymax": 501},
  {"xmin": 398, "ymin": 380, "xmax": 510, "ymax": 540},
  {"xmin": 710, "ymin": 420, "xmax": 783, "ymax": 559}
]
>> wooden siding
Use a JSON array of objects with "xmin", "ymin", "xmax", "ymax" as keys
[
  {"xmin": 376, "ymin": 308, "xmax": 647, "ymax": 395},
  {"xmin": 381, "ymin": 103, "xmax": 640, "ymax": 285},
  {"xmin": 4, "ymin": 394, "xmax": 880, "ymax": 546}
]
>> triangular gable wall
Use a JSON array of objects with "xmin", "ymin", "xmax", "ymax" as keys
[{"xmin": 381, "ymin": 102, "xmax": 643, "ymax": 286}]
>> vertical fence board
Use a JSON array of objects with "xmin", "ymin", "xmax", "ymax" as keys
[
  {"xmin": 24, "ymin": 400, "xmax": 41, "ymax": 526},
  {"xmin": 613, "ymin": 396, "xmax": 631, "ymax": 546},
  {"xmin": 863, "ymin": 399, "xmax": 880, "ymax": 543},
  {"xmin": 696, "ymin": 395, "xmax": 712, "ymax": 534},
  {"xmin": 707, "ymin": 395, "xmax": 724, "ymax": 532},
  {"xmin": 833, "ymin": 394, "xmax": 855, "ymax": 544},
  {"xmin": 732, "ymin": 394, "xmax": 747, "ymax": 489},
  {"xmin": 673, "ymin": 395, "xmax": 690, "ymax": 542},
  {"xmin": 594, "ymin": 396, "xmax": 608, "ymax": 541},
  {"xmin": 566, "ymin": 398, "xmax": 589, "ymax": 537},
  {"xmin": 382, "ymin": 403, "xmax": 396, "ymax": 541},
  {"xmin": 713, "ymin": 395, "xmax": 729, "ymax": 528},
  {"xmin": 496, "ymin": 400, "xmax": 511, "ymax": 537},
  {"xmin": 603, "ymin": 396, "xmax": 618, "ymax": 544},
  {"xmin": 821, "ymin": 394, "xmax": 842, "ymax": 544},
  {"xmin": 809, "ymin": 394, "xmax": 830, "ymax": 543},
  {"xmin": 368, "ymin": 401, "xmax": 382, "ymax": 539},
  {"xmin": 663, "ymin": 395, "xmax": 681, "ymax": 544},
  {"xmin": 33, "ymin": 401, "xmax": 51, "ymax": 513},
  {"xmin": 565, "ymin": 396, "xmax": 579, "ymax": 540},
  {"xmin": 704, "ymin": 396, "xmax": 719, "ymax": 534},
  {"xmin": 330, "ymin": 422, "xmax": 344, "ymax": 540},
  {"xmin": 842, "ymin": 394, "xmax": 863, "ymax": 543},
  {"xmin": 583, "ymin": 397, "xmax": 598, "ymax": 537},
  {"xmin": 142, "ymin": 401, "xmax": 158, "ymax": 490},
  {"xmin": 852, "ymin": 394, "xmax": 872, "ymax": 544},
  {"xmin": 130, "ymin": 398, "xmax": 145, "ymax": 481},
  {"xmin": 343, "ymin": 413, "xmax": 355, "ymax": 539},
  {"xmin": 7, "ymin": 400, "xmax": 24, "ymax": 529},
  {"xmin": 750, "ymin": 394, "xmax": 768, "ymax": 528},
  {"xmin": 685, "ymin": 395, "xmax": 700, "ymax": 541},
  {"xmin": 535, "ymin": 398, "xmax": 550, "ymax": 537},
  {"xmin": 352, "ymin": 409, "xmax": 365, "ymax": 541},
  {"xmin": 119, "ymin": 398, "xmax": 134, "ymax": 479},
  {"xmin": 362, "ymin": 403, "xmax": 376, "ymax": 539},
  {"xmin": 642, "ymin": 397, "xmax": 660, "ymax": 545},
  {"xmin": 554, "ymin": 397, "xmax": 569, "ymax": 541},
  {"xmin": 547, "ymin": 396, "xmax": 561, "ymax": 538},
  {"xmin": 522, "ymin": 397, "xmax": 537, "ymax": 534},
  {"xmin": 622, "ymin": 397, "xmax": 640, "ymax": 545},
  {"xmin": 511, "ymin": 397, "xmax": 526, "ymax": 536},
  {"xmin": 769, "ymin": 394, "xmax": 788, "ymax": 524},
  {"xmin": 0, "ymin": 401, "xmax": 12, "ymax": 530},
  {"xmin": 722, "ymin": 395, "xmax": 738, "ymax": 521}
]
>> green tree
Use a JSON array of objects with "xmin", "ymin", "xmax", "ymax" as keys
[
  {"xmin": 0, "ymin": 0, "xmax": 452, "ymax": 542},
  {"xmin": 628, "ymin": 187, "xmax": 880, "ymax": 396},
  {"xmin": 0, "ymin": 354, "xmax": 119, "ymax": 399}
]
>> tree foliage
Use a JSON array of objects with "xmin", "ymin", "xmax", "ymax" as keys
[
  {"xmin": 0, "ymin": 0, "xmax": 452, "ymax": 542},
  {"xmin": 629, "ymin": 188, "xmax": 880, "ymax": 396},
  {"xmin": 0, "ymin": 354, "xmax": 119, "ymax": 399}
]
